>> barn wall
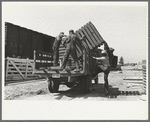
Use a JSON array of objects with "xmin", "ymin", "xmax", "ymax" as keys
[{"xmin": 5, "ymin": 22, "xmax": 55, "ymax": 59}]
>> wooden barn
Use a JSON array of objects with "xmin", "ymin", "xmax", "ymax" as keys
[{"xmin": 5, "ymin": 22, "xmax": 55, "ymax": 59}]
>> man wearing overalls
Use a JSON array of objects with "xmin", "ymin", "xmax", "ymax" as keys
[
  {"xmin": 60, "ymin": 30, "xmax": 85, "ymax": 71},
  {"xmin": 52, "ymin": 32, "xmax": 64, "ymax": 66}
]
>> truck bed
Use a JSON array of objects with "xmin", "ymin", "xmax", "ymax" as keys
[{"xmin": 34, "ymin": 68, "xmax": 85, "ymax": 77}]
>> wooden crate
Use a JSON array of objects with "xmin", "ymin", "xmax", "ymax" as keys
[{"xmin": 59, "ymin": 21, "xmax": 104, "ymax": 62}]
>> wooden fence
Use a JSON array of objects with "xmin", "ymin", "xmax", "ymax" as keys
[
  {"xmin": 142, "ymin": 60, "xmax": 146, "ymax": 94},
  {"xmin": 5, "ymin": 57, "xmax": 35, "ymax": 80},
  {"xmin": 122, "ymin": 60, "xmax": 147, "ymax": 94},
  {"xmin": 122, "ymin": 66, "xmax": 143, "ymax": 86}
]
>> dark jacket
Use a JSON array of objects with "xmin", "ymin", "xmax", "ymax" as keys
[
  {"xmin": 62, "ymin": 34, "xmax": 82, "ymax": 49},
  {"xmin": 53, "ymin": 36, "xmax": 62, "ymax": 50},
  {"xmin": 103, "ymin": 41, "xmax": 114, "ymax": 66}
]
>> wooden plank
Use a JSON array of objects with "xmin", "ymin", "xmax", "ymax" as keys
[
  {"xmin": 7, "ymin": 57, "xmax": 34, "ymax": 62},
  {"xmin": 123, "ymin": 77, "xmax": 143, "ymax": 80},
  {"xmin": 8, "ymin": 62, "xmax": 27, "ymax": 65},
  {"xmin": 8, "ymin": 66, "xmax": 30, "ymax": 69},
  {"xmin": 84, "ymin": 25, "xmax": 99, "ymax": 47},
  {"xmin": 78, "ymin": 29, "xmax": 92, "ymax": 50},
  {"xmin": 89, "ymin": 22, "xmax": 104, "ymax": 43},
  {"xmin": 60, "ymin": 44, "xmax": 65, "ymax": 48},
  {"xmin": 5, "ymin": 60, "xmax": 9, "ymax": 79},
  {"xmin": 123, "ymin": 80, "xmax": 143, "ymax": 84},
  {"xmin": 86, "ymin": 23, "xmax": 100, "ymax": 46},
  {"xmin": 76, "ymin": 30, "xmax": 89, "ymax": 50},
  {"xmin": 81, "ymin": 27, "xmax": 95, "ymax": 48},
  {"xmin": 25, "ymin": 60, "xmax": 28, "ymax": 78},
  {"xmin": 7, "ymin": 70, "xmax": 33, "ymax": 73},
  {"xmin": 59, "ymin": 49, "xmax": 66, "ymax": 53},
  {"xmin": 28, "ymin": 61, "xmax": 35, "ymax": 70},
  {"xmin": 59, "ymin": 48, "xmax": 66, "ymax": 51},
  {"xmin": 7, "ymin": 74, "xmax": 35, "ymax": 77},
  {"xmin": 75, "ymin": 44, "xmax": 82, "ymax": 57}
]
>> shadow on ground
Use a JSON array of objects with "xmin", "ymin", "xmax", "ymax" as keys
[
  {"xmin": 54, "ymin": 83, "xmax": 141, "ymax": 100},
  {"xmin": 54, "ymin": 83, "xmax": 117, "ymax": 100}
]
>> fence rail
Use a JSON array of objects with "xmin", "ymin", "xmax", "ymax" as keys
[
  {"xmin": 142, "ymin": 60, "xmax": 146, "ymax": 94},
  {"xmin": 5, "ymin": 57, "xmax": 35, "ymax": 80}
]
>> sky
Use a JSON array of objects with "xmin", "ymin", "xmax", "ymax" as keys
[{"xmin": 2, "ymin": 2, "xmax": 148, "ymax": 63}]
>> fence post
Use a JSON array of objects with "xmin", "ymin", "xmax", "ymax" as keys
[
  {"xmin": 25, "ymin": 58, "xmax": 29, "ymax": 78},
  {"xmin": 33, "ymin": 50, "xmax": 36, "ymax": 70},
  {"xmin": 142, "ymin": 60, "xmax": 146, "ymax": 94},
  {"xmin": 5, "ymin": 58, "xmax": 9, "ymax": 80}
]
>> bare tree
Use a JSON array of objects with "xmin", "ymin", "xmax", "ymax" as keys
[{"xmin": 119, "ymin": 56, "xmax": 124, "ymax": 66}]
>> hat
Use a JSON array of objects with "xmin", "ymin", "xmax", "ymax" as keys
[
  {"xmin": 60, "ymin": 32, "xmax": 64, "ymax": 35},
  {"xmin": 109, "ymin": 47, "xmax": 114, "ymax": 52},
  {"xmin": 69, "ymin": 30, "xmax": 74, "ymax": 33},
  {"xmin": 59, "ymin": 32, "xmax": 64, "ymax": 37}
]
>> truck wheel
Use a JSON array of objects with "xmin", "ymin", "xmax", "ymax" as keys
[
  {"xmin": 66, "ymin": 81, "xmax": 75, "ymax": 88},
  {"xmin": 48, "ymin": 80, "xmax": 59, "ymax": 93}
]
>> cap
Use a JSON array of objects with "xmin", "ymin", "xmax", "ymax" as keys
[
  {"xmin": 109, "ymin": 47, "xmax": 114, "ymax": 52},
  {"xmin": 69, "ymin": 30, "xmax": 74, "ymax": 33},
  {"xmin": 60, "ymin": 32, "xmax": 64, "ymax": 35},
  {"xmin": 59, "ymin": 32, "xmax": 64, "ymax": 37}
]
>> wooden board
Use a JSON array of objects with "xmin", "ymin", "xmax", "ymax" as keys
[{"xmin": 59, "ymin": 22, "xmax": 104, "ymax": 60}]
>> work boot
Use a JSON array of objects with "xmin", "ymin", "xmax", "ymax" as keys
[
  {"xmin": 79, "ymin": 66, "xmax": 83, "ymax": 70},
  {"xmin": 104, "ymin": 88, "xmax": 109, "ymax": 96},
  {"xmin": 53, "ymin": 64, "xmax": 59, "ymax": 66},
  {"xmin": 59, "ymin": 67, "xmax": 64, "ymax": 70},
  {"xmin": 62, "ymin": 69, "xmax": 66, "ymax": 72},
  {"xmin": 73, "ymin": 69, "xmax": 80, "ymax": 72}
]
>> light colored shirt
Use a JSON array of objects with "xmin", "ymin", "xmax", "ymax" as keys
[{"xmin": 93, "ymin": 51, "xmax": 110, "ymax": 71}]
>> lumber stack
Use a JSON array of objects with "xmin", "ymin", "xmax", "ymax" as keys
[{"xmin": 59, "ymin": 21, "xmax": 104, "ymax": 59}]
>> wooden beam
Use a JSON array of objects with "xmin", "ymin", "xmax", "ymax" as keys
[
  {"xmin": 84, "ymin": 25, "xmax": 98, "ymax": 47},
  {"xmin": 75, "ymin": 30, "xmax": 89, "ymax": 50},
  {"xmin": 86, "ymin": 23, "xmax": 100, "ymax": 46},
  {"xmin": 89, "ymin": 22, "xmax": 104, "ymax": 44},
  {"xmin": 81, "ymin": 27, "xmax": 95, "ymax": 48}
]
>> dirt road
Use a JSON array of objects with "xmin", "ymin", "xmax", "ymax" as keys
[{"xmin": 5, "ymin": 69, "xmax": 145, "ymax": 101}]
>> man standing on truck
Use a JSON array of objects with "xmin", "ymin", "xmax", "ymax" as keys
[
  {"xmin": 52, "ymin": 32, "xmax": 65, "ymax": 66},
  {"xmin": 60, "ymin": 30, "xmax": 85, "ymax": 71}
]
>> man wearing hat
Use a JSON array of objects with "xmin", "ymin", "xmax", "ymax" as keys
[
  {"xmin": 60, "ymin": 30, "xmax": 85, "ymax": 71},
  {"xmin": 52, "ymin": 32, "xmax": 64, "ymax": 66},
  {"xmin": 103, "ymin": 40, "xmax": 114, "ymax": 67}
]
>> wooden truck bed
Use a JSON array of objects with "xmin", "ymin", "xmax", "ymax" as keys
[
  {"xmin": 33, "ymin": 22, "xmax": 107, "ymax": 93},
  {"xmin": 34, "ymin": 21, "xmax": 104, "ymax": 77},
  {"xmin": 34, "ymin": 47, "xmax": 89, "ymax": 77}
]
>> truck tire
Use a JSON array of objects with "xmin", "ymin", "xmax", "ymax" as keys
[
  {"xmin": 48, "ymin": 80, "xmax": 59, "ymax": 93},
  {"xmin": 66, "ymin": 81, "xmax": 75, "ymax": 88}
]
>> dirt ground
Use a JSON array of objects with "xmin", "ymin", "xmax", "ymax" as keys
[{"xmin": 4, "ymin": 66, "xmax": 146, "ymax": 101}]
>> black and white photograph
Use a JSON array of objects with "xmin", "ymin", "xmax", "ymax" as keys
[{"xmin": 2, "ymin": 1, "xmax": 148, "ymax": 120}]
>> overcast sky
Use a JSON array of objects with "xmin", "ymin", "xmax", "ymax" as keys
[{"xmin": 2, "ymin": 2, "xmax": 148, "ymax": 63}]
